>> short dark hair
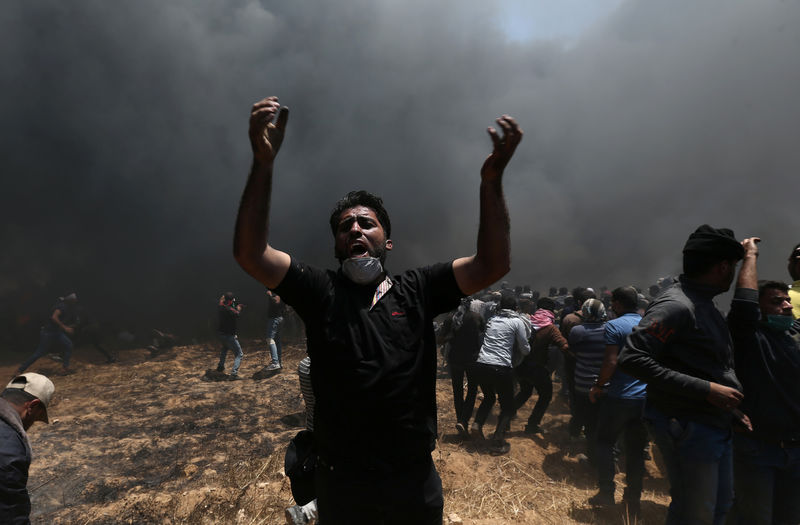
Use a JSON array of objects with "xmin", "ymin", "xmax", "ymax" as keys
[
  {"xmin": 611, "ymin": 286, "xmax": 639, "ymax": 311},
  {"xmin": 1, "ymin": 388, "xmax": 37, "ymax": 406},
  {"xmin": 537, "ymin": 297, "xmax": 557, "ymax": 312},
  {"xmin": 572, "ymin": 287, "xmax": 595, "ymax": 306},
  {"xmin": 518, "ymin": 298, "xmax": 533, "ymax": 314},
  {"xmin": 758, "ymin": 280, "xmax": 789, "ymax": 298},
  {"xmin": 499, "ymin": 294, "xmax": 518, "ymax": 311},
  {"xmin": 683, "ymin": 252, "xmax": 736, "ymax": 279},
  {"xmin": 329, "ymin": 191, "xmax": 392, "ymax": 238}
]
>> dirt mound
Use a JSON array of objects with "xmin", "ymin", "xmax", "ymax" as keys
[{"xmin": 5, "ymin": 341, "xmax": 670, "ymax": 524}]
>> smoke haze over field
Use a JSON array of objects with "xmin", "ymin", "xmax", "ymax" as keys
[{"xmin": 2, "ymin": 0, "xmax": 799, "ymax": 338}]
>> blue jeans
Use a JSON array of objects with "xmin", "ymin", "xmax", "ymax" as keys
[
  {"xmin": 595, "ymin": 396, "xmax": 647, "ymax": 500},
  {"xmin": 646, "ymin": 406, "xmax": 733, "ymax": 525},
  {"xmin": 728, "ymin": 433, "xmax": 800, "ymax": 525},
  {"xmin": 217, "ymin": 334, "xmax": 243, "ymax": 375},
  {"xmin": 19, "ymin": 328, "xmax": 73, "ymax": 371},
  {"xmin": 267, "ymin": 316, "xmax": 283, "ymax": 365}
]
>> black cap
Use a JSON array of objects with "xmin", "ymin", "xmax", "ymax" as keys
[{"xmin": 683, "ymin": 225, "xmax": 744, "ymax": 260}]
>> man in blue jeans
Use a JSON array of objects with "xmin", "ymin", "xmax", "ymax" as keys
[
  {"xmin": 16, "ymin": 293, "xmax": 78, "ymax": 376},
  {"xmin": 588, "ymin": 286, "xmax": 645, "ymax": 517},
  {"xmin": 726, "ymin": 237, "xmax": 800, "ymax": 525},
  {"xmin": 619, "ymin": 225, "xmax": 746, "ymax": 525},
  {"xmin": 216, "ymin": 292, "xmax": 244, "ymax": 379},
  {"xmin": 265, "ymin": 290, "xmax": 285, "ymax": 371}
]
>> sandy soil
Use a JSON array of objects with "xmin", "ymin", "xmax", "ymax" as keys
[{"xmin": 3, "ymin": 341, "xmax": 670, "ymax": 524}]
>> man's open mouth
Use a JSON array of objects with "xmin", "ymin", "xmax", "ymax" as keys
[{"xmin": 350, "ymin": 244, "xmax": 369, "ymax": 257}]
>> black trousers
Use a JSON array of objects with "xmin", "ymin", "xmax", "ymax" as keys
[
  {"xmin": 472, "ymin": 362, "xmax": 516, "ymax": 440},
  {"xmin": 315, "ymin": 456, "xmax": 443, "ymax": 524},
  {"xmin": 450, "ymin": 360, "xmax": 478, "ymax": 425},
  {"xmin": 514, "ymin": 364, "xmax": 553, "ymax": 429}
]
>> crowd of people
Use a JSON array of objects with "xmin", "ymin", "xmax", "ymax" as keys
[{"xmin": 440, "ymin": 232, "xmax": 800, "ymax": 524}]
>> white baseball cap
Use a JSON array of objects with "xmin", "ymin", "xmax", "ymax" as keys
[{"xmin": 6, "ymin": 373, "xmax": 55, "ymax": 423}]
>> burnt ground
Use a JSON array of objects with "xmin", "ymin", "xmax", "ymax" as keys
[{"xmin": 3, "ymin": 341, "xmax": 670, "ymax": 524}]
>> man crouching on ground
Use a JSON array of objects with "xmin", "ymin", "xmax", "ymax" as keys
[{"xmin": 233, "ymin": 96, "xmax": 522, "ymax": 524}]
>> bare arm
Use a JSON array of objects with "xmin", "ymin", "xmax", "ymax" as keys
[
  {"xmin": 590, "ymin": 344, "xmax": 619, "ymax": 402},
  {"xmin": 453, "ymin": 116, "xmax": 522, "ymax": 296},
  {"xmin": 736, "ymin": 237, "xmax": 760, "ymax": 291},
  {"xmin": 52, "ymin": 309, "xmax": 74, "ymax": 335},
  {"xmin": 233, "ymin": 96, "xmax": 292, "ymax": 289}
]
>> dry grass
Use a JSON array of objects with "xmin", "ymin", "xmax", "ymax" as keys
[{"xmin": 3, "ymin": 340, "xmax": 670, "ymax": 524}]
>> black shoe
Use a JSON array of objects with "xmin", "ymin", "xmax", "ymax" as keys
[
  {"xmin": 488, "ymin": 440, "xmax": 511, "ymax": 455},
  {"xmin": 588, "ymin": 491, "xmax": 615, "ymax": 507},
  {"xmin": 524, "ymin": 424, "xmax": 543, "ymax": 435}
]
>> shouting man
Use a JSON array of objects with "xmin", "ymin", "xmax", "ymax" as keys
[{"xmin": 234, "ymin": 96, "xmax": 521, "ymax": 524}]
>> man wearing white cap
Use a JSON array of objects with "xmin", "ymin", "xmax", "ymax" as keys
[{"xmin": 0, "ymin": 373, "xmax": 55, "ymax": 524}]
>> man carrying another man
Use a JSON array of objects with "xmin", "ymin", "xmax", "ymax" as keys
[
  {"xmin": 233, "ymin": 96, "xmax": 522, "ymax": 523},
  {"xmin": 470, "ymin": 294, "xmax": 530, "ymax": 454}
]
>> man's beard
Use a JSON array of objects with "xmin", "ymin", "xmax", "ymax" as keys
[{"xmin": 336, "ymin": 242, "xmax": 388, "ymax": 265}]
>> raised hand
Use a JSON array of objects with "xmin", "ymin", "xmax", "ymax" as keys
[
  {"xmin": 481, "ymin": 115, "xmax": 523, "ymax": 181},
  {"xmin": 249, "ymin": 96, "xmax": 289, "ymax": 164},
  {"xmin": 741, "ymin": 237, "xmax": 761, "ymax": 258}
]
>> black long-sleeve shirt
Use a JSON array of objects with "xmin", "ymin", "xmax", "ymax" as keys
[
  {"xmin": 618, "ymin": 276, "xmax": 741, "ymax": 429},
  {"xmin": 728, "ymin": 287, "xmax": 800, "ymax": 441}
]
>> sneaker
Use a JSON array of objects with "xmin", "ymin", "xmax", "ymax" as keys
[
  {"xmin": 229, "ymin": 374, "xmax": 242, "ymax": 381},
  {"xmin": 285, "ymin": 505, "xmax": 309, "ymax": 525},
  {"xmin": 488, "ymin": 439, "xmax": 511, "ymax": 455},
  {"xmin": 455, "ymin": 422, "xmax": 469, "ymax": 438},
  {"xmin": 266, "ymin": 362, "xmax": 282, "ymax": 371},
  {"xmin": 588, "ymin": 491, "xmax": 615, "ymax": 507}
]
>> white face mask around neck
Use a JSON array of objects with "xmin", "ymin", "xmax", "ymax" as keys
[{"xmin": 341, "ymin": 256, "xmax": 384, "ymax": 285}]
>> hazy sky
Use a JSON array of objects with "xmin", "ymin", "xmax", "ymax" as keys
[{"xmin": 2, "ymin": 0, "xmax": 798, "ymax": 334}]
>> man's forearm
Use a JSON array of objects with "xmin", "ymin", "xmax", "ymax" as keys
[
  {"xmin": 474, "ymin": 178, "xmax": 510, "ymax": 280},
  {"xmin": 234, "ymin": 160, "xmax": 274, "ymax": 270},
  {"xmin": 596, "ymin": 345, "xmax": 618, "ymax": 386},
  {"xmin": 736, "ymin": 253, "xmax": 758, "ymax": 290}
]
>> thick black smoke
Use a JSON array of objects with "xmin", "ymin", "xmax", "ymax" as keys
[{"xmin": 2, "ymin": 0, "xmax": 798, "ymax": 344}]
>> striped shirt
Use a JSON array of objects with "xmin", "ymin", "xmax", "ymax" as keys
[
  {"xmin": 569, "ymin": 322, "xmax": 607, "ymax": 393},
  {"xmin": 298, "ymin": 356, "xmax": 315, "ymax": 432}
]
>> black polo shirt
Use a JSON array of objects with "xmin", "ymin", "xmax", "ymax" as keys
[{"xmin": 274, "ymin": 258, "xmax": 464, "ymax": 468}]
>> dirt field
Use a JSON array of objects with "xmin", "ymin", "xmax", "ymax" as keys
[{"xmin": 4, "ymin": 340, "xmax": 670, "ymax": 524}]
